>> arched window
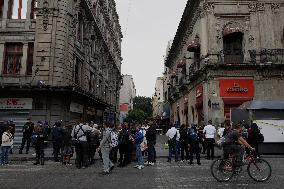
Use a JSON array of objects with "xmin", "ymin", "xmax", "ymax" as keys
[{"xmin": 223, "ymin": 26, "xmax": 244, "ymax": 63}]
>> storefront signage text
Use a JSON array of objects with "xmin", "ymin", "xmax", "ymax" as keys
[
  {"xmin": 0, "ymin": 98, "xmax": 33, "ymax": 109},
  {"xmin": 226, "ymin": 83, "xmax": 249, "ymax": 93}
]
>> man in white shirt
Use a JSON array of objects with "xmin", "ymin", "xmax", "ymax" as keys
[
  {"xmin": 166, "ymin": 125, "xmax": 180, "ymax": 162},
  {"xmin": 203, "ymin": 120, "xmax": 216, "ymax": 160}
]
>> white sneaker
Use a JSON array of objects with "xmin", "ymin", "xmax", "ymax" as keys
[
  {"xmin": 133, "ymin": 165, "xmax": 139, "ymax": 168},
  {"xmin": 137, "ymin": 165, "xmax": 144, "ymax": 170},
  {"xmin": 148, "ymin": 162, "xmax": 155, "ymax": 166},
  {"xmin": 145, "ymin": 161, "xmax": 149, "ymax": 165}
]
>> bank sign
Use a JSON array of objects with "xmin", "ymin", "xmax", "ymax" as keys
[
  {"xmin": 0, "ymin": 98, "xmax": 33, "ymax": 109},
  {"xmin": 220, "ymin": 79, "xmax": 254, "ymax": 98}
]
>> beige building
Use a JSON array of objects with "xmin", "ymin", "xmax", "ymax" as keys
[
  {"xmin": 165, "ymin": 0, "xmax": 284, "ymax": 126},
  {"xmin": 0, "ymin": 0, "xmax": 122, "ymax": 143},
  {"xmin": 152, "ymin": 77, "xmax": 164, "ymax": 119},
  {"xmin": 119, "ymin": 74, "xmax": 136, "ymax": 123}
]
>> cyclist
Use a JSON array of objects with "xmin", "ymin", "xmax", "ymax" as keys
[{"xmin": 223, "ymin": 123, "xmax": 255, "ymax": 166}]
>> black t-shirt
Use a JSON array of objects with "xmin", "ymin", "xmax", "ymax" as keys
[{"xmin": 226, "ymin": 130, "xmax": 241, "ymax": 145}]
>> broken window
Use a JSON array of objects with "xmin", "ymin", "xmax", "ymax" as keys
[
  {"xmin": 26, "ymin": 43, "xmax": 34, "ymax": 75},
  {"xmin": 3, "ymin": 43, "xmax": 23, "ymax": 75}
]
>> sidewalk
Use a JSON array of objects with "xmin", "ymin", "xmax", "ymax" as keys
[{"xmin": 9, "ymin": 147, "xmax": 54, "ymax": 161}]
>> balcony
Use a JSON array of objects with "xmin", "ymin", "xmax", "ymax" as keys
[{"xmin": 218, "ymin": 50, "xmax": 244, "ymax": 64}]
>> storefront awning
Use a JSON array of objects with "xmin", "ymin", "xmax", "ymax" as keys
[{"xmin": 239, "ymin": 100, "xmax": 284, "ymax": 110}]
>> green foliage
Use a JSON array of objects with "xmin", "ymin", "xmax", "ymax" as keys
[{"xmin": 125, "ymin": 96, "xmax": 153, "ymax": 123}]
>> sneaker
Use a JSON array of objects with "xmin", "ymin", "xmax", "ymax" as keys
[
  {"xmin": 137, "ymin": 165, "xmax": 144, "ymax": 170},
  {"xmin": 133, "ymin": 165, "xmax": 139, "ymax": 168},
  {"xmin": 100, "ymin": 171, "xmax": 110, "ymax": 175},
  {"xmin": 145, "ymin": 161, "xmax": 149, "ymax": 165},
  {"xmin": 148, "ymin": 162, "xmax": 155, "ymax": 166}
]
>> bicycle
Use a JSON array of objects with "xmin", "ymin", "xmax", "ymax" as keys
[{"xmin": 211, "ymin": 150, "xmax": 272, "ymax": 182}]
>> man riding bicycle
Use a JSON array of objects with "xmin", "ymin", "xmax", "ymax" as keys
[{"xmin": 223, "ymin": 124, "xmax": 255, "ymax": 166}]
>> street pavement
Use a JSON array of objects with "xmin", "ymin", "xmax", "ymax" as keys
[
  {"xmin": 0, "ymin": 157, "xmax": 283, "ymax": 189},
  {"xmin": 1, "ymin": 135, "xmax": 283, "ymax": 189}
]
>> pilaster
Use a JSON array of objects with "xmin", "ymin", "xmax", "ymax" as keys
[
  {"xmin": 20, "ymin": 43, "xmax": 29, "ymax": 75},
  {"xmin": 0, "ymin": 43, "xmax": 4, "ymax": 75}
]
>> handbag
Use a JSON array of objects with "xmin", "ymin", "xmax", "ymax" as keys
[{"xmin": 140, "ymin": 141, "xmax": 148, "ymax": 151}]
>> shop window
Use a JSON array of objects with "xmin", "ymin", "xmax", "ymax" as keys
[
  {"xmin": 0, "ymin": 0, "xmax": 4, "ymax": 18},
  {"xmin": 26, "ymin": 43, "xmax": 34, "ymax": 75},
  {"xmin": 3, "ymin": 43, "xmax": 23, "ymax": 75},
  {"xmin": 223, "ymin": 32, "xmax": 244, "ymax": 63}
]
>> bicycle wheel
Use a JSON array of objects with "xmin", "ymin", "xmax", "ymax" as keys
[
  {"xmin": 211, "ymin": 159, "xmax": 234, "ymax": 182},
  {"xmin": 247, "ymin": 158, "xmax": 272, "ymax": 182}
]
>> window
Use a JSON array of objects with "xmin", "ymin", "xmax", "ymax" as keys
[
  {"xmin": 0, "ymin": 0, "xmax": 4, "ymax": 18},
  {"xmin": 7, "ymin": 0, "xmax": 28, "ymax": 19},
  {"xmin": 223, "ymin": 32, "xmax": 244, "ymax": 63},
  {"xmin": 3, "ymin": 43, "xmax": 23, "ymax": 75},
  {"xmin": 77, "ymin": 13, "xmax": 83, "ymax": 42},
  {"xmin": 74, "ymin": 58, "xmax": 81, "ymax": 84},
  {"xmin": 26, "ymin": 43, "xmax": 34, "ymax": 75},
  {"xmin": 30, "ymin": 0, "xmax": 36, "ymax": 19}
]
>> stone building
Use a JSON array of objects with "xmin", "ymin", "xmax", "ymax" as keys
[
  {"xmin": 0, "ymin": 0, "xmax": 122, "ymax": 143},
  {"xmin": 119, "ymin": 74, "xmax": 136, "ymax": 123},
  {"xmin": 165, "ymin": 0, "xmax": 284, "ymax": 127},
  {"xmin": 152, "ymin": 77, "xmax": 164, "ymax": 119}
]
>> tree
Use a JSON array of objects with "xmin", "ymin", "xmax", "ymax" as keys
[
  {"xmin": 125, "ymin": 109, "xmax": 146, "ymax": 123},
  {"xmin": 133, "ymin": 96, "xmax": 153, "ymax": 118}
]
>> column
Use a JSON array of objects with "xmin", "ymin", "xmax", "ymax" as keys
[
  {"xmin": 200, "ymin": 16, "xmax": 208, "ymax": 57},
  {"xmin": 0, "ymin": 43, "xmax": 5, "ymax": 75},
  {"xmin": 20, "ymin": 43, "xmax": 28, "ymax": 75},
  {"xmin": 1, "ymin": 0, "xmax": 9, "ymax": 28},
  {"xmin": 26, "ymin": 0, "xmax": 32, "ymax": 19}
]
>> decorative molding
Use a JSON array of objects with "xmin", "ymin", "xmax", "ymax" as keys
[
  {"xmin": 201, "ymin": 2, "xmax": 215, "ymax": 18},
  {"xmin": 271, "ymin": 3, "xmax": 280, "ymax": 13},
  {"xmin": 257, "ymin": 3, "xmax": 265, "ymax": 12},
  {"xmin": 248, "ymin": 2, "xmax": 257, "ymax": 12},
  {"xmin": 248, "ymin": 2, "xmax": 265, "ymax": 12}
]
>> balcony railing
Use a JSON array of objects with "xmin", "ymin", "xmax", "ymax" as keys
[
  {"xmin": 260, "ymin": 49, "xmax": 284, "ymax": 64},
  {"xmin": 218, "ymin": 50, "xmax": 244, "ymax": 64}
]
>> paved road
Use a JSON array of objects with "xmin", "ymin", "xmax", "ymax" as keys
[{"xmin": 0, "ymin": 157, "xmax": 283, "ymax": 189}]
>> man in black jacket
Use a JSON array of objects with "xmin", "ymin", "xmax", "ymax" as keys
[
  {"xmin": 146, "ymin": 120, "xmax": 157, "ymax": 166},
  {"xmin": 19, "ymin": 118, "xmax": 34, "ymax": 154},
  {"xmin": 179, "ymin": 124, "xmax": 189, "ymax": 162}
]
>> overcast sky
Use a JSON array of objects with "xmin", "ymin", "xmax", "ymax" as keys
[{"xmin": 115, "ymin": 0, "xmax": 187, "ymax": 97}]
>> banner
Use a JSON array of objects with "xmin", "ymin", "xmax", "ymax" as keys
[{"xmin": 0, "ymin": 98, "xmax": 33, "ymax": 109}]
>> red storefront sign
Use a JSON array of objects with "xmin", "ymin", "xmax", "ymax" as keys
[{"xmin": 220, "ymin": 79, "xmax": 254, "ymax": 98}]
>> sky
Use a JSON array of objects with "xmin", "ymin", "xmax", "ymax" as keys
[{"xmin": 115, "ymin": 0, "xmax": 188, "ymax": 97}]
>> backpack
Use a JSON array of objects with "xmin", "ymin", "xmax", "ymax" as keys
[
  {"xmin": 110, "ymin": 130, "xmax": 119, "ymax": 148},
  {"xmin": 257, "ymin": 132, "xmax": 264, "ymax": 143},
  {"xmin": 188, "ymin": 128, "xmax": 199, "ymax": 143}
]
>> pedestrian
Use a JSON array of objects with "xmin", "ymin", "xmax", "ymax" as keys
[
  {"xmin": 87, "ymin": 123, "xmax": 100, "ymax": 165},
  {"xmin": 71, "ymin": 120, "xmax": 92, "ymax": 169},
  {"xmin": 188, "ymin": 124, "xmax": 201, "ymax": 165},
  {"xmin": 222, "ymin": 120, "xmax": 231, "ymax": 137},
  {"xmin": 133, "ymin": 125, "xmax": 145, "ymax": 170},
  {"xmin": 97, "ymin": 123, "xmax": 114, "ymax": 175},
  {"xmin": 203, "ymin": 120, "xmax": 216, "ymax": 160},
  {"xmin": 110, "ymin": 125, "xmax": 120, "ymax": 164},
  {"xmin": 32, "ymin": 122, "xmax": 47, "ymax": 165},
  {"xmin": 7, "ymin": 120, "xmax": 15, "ymax": 154},
  {"xmin": 248, "ymin": 123, "xmax": 264, "ymax": 156},
  {"xmin": 19, "ymin": 118, "xmax": 34, "ymax": 154},
  {"xmin": 1, "ymin": 126, "xmax": 13, "ymax": 165},
  {"xmin": 145, "ymin": 120, "xmax": 157, "ymax": 166},
  {"xmin": 179, "ymin": 124, "xmax": 189, "ymax": 162},
  {"xmin": 166, "ymin": 124, "xmax": 180, "ymax": 162},
  {"xmin": 0, "ymin": 120, "xmax": 8, "ymax": 146},
  {"xmin": 62, "ymin": 125, "xmax": 73, "ymax": 165},
  {"xmin": 197, "ymin": 122, "xmax": 206, "ymax": 154},
  {"xmin": 118, "ymin": 123, "xmax": 131, "ymax": 167},
  {"xmin": 51, "ymin": 121, "xmax": 64, "ymax": 162}
]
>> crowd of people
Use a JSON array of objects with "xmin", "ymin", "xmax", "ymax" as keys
[
  {"xmin": 0, "ymin": 118, "xmax": 158, "ymax": 175},
  {"xmin": 0, "ymin": 118, "xmax": 263, "ymax": 173}
]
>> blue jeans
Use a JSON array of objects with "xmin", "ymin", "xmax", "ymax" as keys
[
  {"xmin": 136, "ymin": 143, "xmax": 144, "ymax": 166},
  {"xmin": 1, "ymin": 146, "xmax": 11, "ymax": 164},
  {"xmin": 168, "ymin": 141, "xmax": 178, "ymax": 161}
]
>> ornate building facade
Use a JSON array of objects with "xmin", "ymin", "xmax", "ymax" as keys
[
  {"xmin": 164, "ymin": 0, "xmax": 284, "ymax": 126},
  {"xmin": 0, "ymin": 0, "xmax": 123, "ymax": 143}
]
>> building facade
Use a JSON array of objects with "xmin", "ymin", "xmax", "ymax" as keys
[
  {"xmin": 152, "ymin": 77, "xmax": 164, "ymax": 119},
  {"xmin": 165, "ymin": 0, "xmax": 284, "ymax": 127},
  {"xmin": 119, "ymin": 74, "xmax": 136, "ymax": 123},
  {"xmin": 0, "ymin": 0, "xmax": 123, "ymax": 143}
]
